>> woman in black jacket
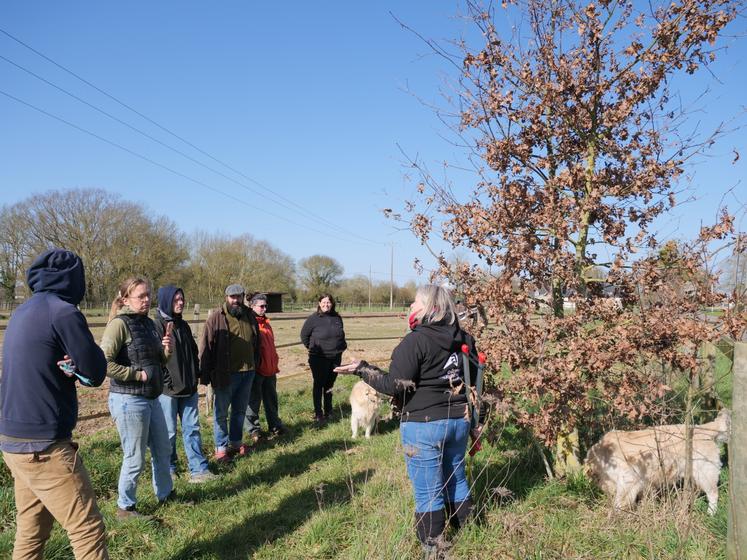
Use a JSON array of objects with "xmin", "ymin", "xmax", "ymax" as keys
[
  {"xmin": 335, "ymin": 284, "xmax": 477, "ymax": 558},
  {"xmin": 300, "ymin": 293, "xmax": 347, "ymax": 424}
]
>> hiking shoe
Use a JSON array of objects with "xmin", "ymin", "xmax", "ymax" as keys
[
  {"xmin": 116, "ymin": 507, "xmax": 150, "ymax": 521},
  {"xmin": 314, "ymin": 414, "xmax": 326, "ymax": 427},
  {"xmin": 189, "ymin": 471, "xmax": 219, "ymax": 484},
  {"xmin": 214, "ymin": 449, "xmax": 232, "ymax": 463},
  {"xmin": 270, "ymin": 425, "xmax": 288, "ymax": 436}
]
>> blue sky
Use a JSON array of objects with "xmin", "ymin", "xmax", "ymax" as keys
[{"xmin": 1, "ymin": 2, "xmax": 745, "ymax": 286}]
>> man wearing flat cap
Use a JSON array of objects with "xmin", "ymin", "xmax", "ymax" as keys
[{"xmin": 199, "ymin": 284, "xmax": 260, "ymax": 462}]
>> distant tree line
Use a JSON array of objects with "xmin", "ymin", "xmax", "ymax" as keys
[{"xmin": 0, "ymin": 188, "xmax": 417, "ymax": 308}]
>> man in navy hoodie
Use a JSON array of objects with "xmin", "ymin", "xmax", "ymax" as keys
[{"xmin": 0, "ymin": 249, "xmax": 109, "ymax": 560}]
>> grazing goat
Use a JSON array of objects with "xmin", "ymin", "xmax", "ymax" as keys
[{"xmin": 585, "ymin": 409, "xmax": 730, "ymax": 515}]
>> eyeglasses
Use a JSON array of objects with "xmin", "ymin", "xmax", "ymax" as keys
[{"xmin": 257, "ymin": 304, "xmax": 267, "ymax": 309}]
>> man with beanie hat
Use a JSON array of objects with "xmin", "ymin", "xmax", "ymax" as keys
[
  {"xmin": 155, "ymin": 285, "xmax": 216, "ymax": 483},
  {"xmin": 199, "ymin": 283, "xmax": 260, "ymax": 462},
  {"xmin": 0, "ymin": 248, "xmax": 109, "ymax": 559}
]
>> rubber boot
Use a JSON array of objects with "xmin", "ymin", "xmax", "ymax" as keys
[
  {"xmin": 445, "ymin": 498, "xmax": 473, "ymax": 530},
  {"xmin": 416, "ymin": 510, "xmax": 447, "ymax": 559}
]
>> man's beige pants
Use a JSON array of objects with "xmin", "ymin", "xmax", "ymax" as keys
[{"xmin": 3, "ymin": 441, "xmax": 109, "ymax": 560}]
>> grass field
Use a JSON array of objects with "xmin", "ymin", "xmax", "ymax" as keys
[{"xmin": 0, "ymin": 315, "xmax": 735, "ymax": 559}]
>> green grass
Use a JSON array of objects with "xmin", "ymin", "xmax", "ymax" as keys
[{"xmin": 0, "ymin": 375, "xmax": 731, "ymax": 559}]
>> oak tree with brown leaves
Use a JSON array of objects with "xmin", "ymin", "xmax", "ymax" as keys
[{"xmin": 401, "ymin": 0, "xmax": 747, "ymax": 474}]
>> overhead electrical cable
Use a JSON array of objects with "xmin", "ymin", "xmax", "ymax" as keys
[
  {"xmin": 0, "ymin": 52, "xmax": 372, "ymax": 240},
  {"xmin": 0, "ymin": 27, "xmax": 383, "ymax": 245},
  {"xmin": 0, "ymin": 87, "xmax": 374, "ymax": 244}
]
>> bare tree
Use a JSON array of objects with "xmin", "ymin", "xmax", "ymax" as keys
[
  {"xmin": 298, "ymin": 254, "xmax": 344, "ymax": 299},
  {"xmin": 0, "ymin": 204, "xmax": 32, "ymax": 302},
  {"xmin": 8, "ymin": 188, "xmax": 187, "ymax": 304},
  {"xmin": 186, "ymin": 232, "xmax": 296, "ymax": 304}
]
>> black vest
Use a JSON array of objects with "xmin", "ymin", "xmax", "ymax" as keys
[{"xmin": 109, "ymin": 314, "xmax": 164, "ymax": 399}]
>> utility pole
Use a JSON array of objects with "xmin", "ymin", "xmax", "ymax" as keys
[
  {"xmin": 368, "ymin": 265, "xmax": 372, "ymax": 310},
  {"xmin": 390, "ymin": 243, "xmax": 394, "ymax": 310}
]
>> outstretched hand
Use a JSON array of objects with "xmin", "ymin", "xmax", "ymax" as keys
[{"xmin": 334, "ymin": 359, "xmax": 361, "ymax": 374}]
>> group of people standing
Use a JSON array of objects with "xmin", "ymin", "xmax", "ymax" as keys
[
  {"xmin": 0, "ymin": 248, "xmax": 478, "ymax": 560},
  {"xmin": 103, "ymin": 280, "xmax": 290, "ymax": 518}
]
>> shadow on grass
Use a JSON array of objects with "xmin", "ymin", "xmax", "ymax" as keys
[
  {"xmin": 181, "ymin": 438, "xmax": 351, "ymax": 503},
  {"xmin": 244, "ymin": 418, "xmax": 318, "ymax": 451},
  {"xmin": 169, "ymin": 470, "xmax": 372, "ymax": 559},
  {"xmin": 469, "ymin": 427, "xmax": 550, "ymax": 513},
  {"xmin": 375, "ymin": 415, "xmax": 400, "ymax": 437}
]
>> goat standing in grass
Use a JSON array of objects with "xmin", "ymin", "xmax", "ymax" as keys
[{"xmin": 585, "ymin": 409, "xmax": 730, "ymax": 515}]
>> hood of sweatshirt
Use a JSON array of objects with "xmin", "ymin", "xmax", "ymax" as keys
[
  {"xmin": 415, "ymin": 320, "xmax": 468, "ymax": 352},
  {"xmin": 26, "ymin": 248, "xmax": 86, "ymax": 305},
  {"xmin": 157, "ymin": 284, "xmax": 182, "ymax": 319}
]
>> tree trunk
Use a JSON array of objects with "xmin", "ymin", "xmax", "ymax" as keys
[{"xmin": 554, "ymin": 428, "xmax": 582, "ymax": 477}]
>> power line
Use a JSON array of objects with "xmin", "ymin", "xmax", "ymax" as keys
[
  {"xmin": 0, "ymin": 53, "xmax": 375, "ymax": 242},
  {"xmin": 0, "ymin": 87, "xmax": 373, "ymax": 245},
  {"xmin": 0, "ymin": 27, "xmax": 383, "ymax": 246}
]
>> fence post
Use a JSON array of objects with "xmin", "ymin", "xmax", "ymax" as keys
[{"xmin": 728, "ymin": 342, "xmax": 747, "ymax": 560}]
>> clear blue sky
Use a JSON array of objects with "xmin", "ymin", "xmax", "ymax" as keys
[{"xmin": 1, "ymin": 2, "xmax": 745, "ymax": 286}]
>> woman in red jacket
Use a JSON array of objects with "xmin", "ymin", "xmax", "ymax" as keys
[{"xmin": 245, "ymin": 293, "xmax": 286, "ymax": 439}]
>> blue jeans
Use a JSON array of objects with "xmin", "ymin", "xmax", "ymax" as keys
[
  {"xmin": 158, "ymin": 393, "xmax": 209, "ymax": 475},
  {"xmin": 108, "ymin": 392, "xmax": 173, "ymax": 509},
  {"xmin": 400, "ymin": 418, "xmax": 471, "ymax": 513},
  {"xmin": 213, "ymin": 371, "xmax": 254, "ymax": 451}
]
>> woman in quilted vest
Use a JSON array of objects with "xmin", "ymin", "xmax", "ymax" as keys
[{"xmin": 100, "ymin": 277, "xmax": 174, "ymax": 519}]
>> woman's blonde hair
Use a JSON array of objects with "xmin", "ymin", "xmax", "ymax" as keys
[
  {"xmin": 413, "ymin": 284, "xmax": 458, "ymax": 326},
  {"xmin": 108, "ymin": 277, "xmax": 149, "ymax": 322}
]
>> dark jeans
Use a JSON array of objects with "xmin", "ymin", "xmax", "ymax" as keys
[
  {"xmin": 213, "ymin": 371, "xmax": 255, "ymax": 451},
  {"xmin": 245, "ymin": 374, "xmax": 283, "ymax": 434},
  {"xmin": 308, "ymin": 354, "xmax": 341, "ymax": 417}
]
